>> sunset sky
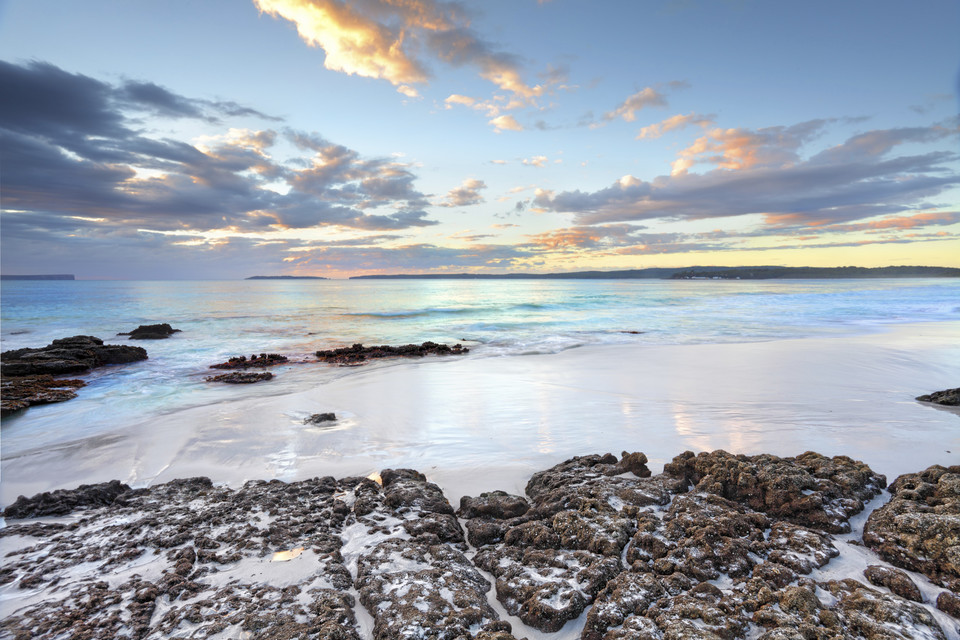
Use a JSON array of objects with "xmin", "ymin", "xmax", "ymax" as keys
[{"xmin": 1, "ymin": 0, "xmax": 958, "ymax": 279}]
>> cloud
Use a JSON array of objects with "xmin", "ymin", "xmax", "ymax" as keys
[
  {"xmin": 437, "ymin": 178, "xmax": 487, "ymax": 207},
  {"xmin": 522, "ymin": 155, "xmax": 548, "ymax": 167},
  {"xmin": 254, "ymin": 0, "xmax": 543, "ymax": 100},
  {"xmin": 533, "ymin": 121, "xmax": 960, "ymax": 229},
  {"xmin": 670, "ymin": 120, "xmax": 829, "ymax": 174},
  {"xmin": 489, "ymin": 115, "xmax": 523, "ymax": 132},
  {"xmin": 636, "ymin": 112, "xmax": 714, "ymax": 139},
  {"xmin": 603, "ymin": 87, "xmax": 667, "ymax": 123},
  {"xmin": 444, "ymin": 94, "xmax": 476, "ymax": 108},
  {"xmin": 0, "ymin": 60, "xmax": 438, "ymax": 238}
]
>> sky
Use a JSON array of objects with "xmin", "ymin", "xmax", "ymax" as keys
[{"xmin": 1, "ymin": 0, "xmax": 958, "ymax": 279}]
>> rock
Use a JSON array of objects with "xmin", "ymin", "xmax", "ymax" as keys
[
  {"xmin": 304, "ymin": 412, "xmax": 337, "ymax": 424},
  {"xmin": 864, "ymin": 565, "xmax": 924, "ymax": 602},
  {"xmin": 582, "ymin": 571, "xmax": 666, "ymax": 640},
  {"xmin": 916, "ymin": 387, "xmax": 960, "ymax": 406},
  {"xmin": 473, "ymin": 546, "xmax": 621, "ymax": 632},
  {"xmin": 209, "ymin": 353, "xmax": 288, "ymax": 369},
  {"xmin": 3, "ymin": 480, "xmax": 131, "ymax": 518},
  {"xmin": 863, "ymin": 464, "xmax": 960, "ymax": 588},
  {"xmin": 1, "ymin": 335, "xmax": 147, "ymax": 377},
  {"xmin": 1, "ymin": 451, "xmax": 950, "ymax": 640},
  {"xmin": 204, "ymin": 371, "xmax": 273, "ymax": 384},
  {"xmin": 937, "ymin": 590, "xmax": 960, "ymax": 619},
  {"xmin": 663, "ymin": 449, "xmax": 886, "ymax": 533},
  {"xmin": 314, "ymin": 341, "xmax": 469, "ymax": 365},
  {"xmin": 458, "ymin": 491, "xmax": 530, "ymax": 520},
  {"xmin": 0, "ymin": 374, "xmax": 86, "ymax": 416},
  {"xmin": 355, "ymin": 539, "xmax": 506, "ymax": 640},
  {"xmin": 117, "ymin": 323, "xmax": 181, "ymax": 339},
  {"xmin": 823, "ymin": 578, "xmax": 946, "ymax": 639}
]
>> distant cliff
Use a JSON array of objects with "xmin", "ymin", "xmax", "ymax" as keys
[
  {"xmin": 245, "ymin": 275, "xmax": 328, "ymax": 280},
  {"xmin": 1, "ymin": 274, "xmax": 75, "ymax": 280}
]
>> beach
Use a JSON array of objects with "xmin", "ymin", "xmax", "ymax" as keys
[
  {"xmin": 2, "ymin": 320, "xmax": 958, "ymax": 506},
  {"xmin": 2, "ymin": 281, "xmax": 959, "ymax": 639}
]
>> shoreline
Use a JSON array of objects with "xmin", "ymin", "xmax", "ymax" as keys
[{"xmin": 2, "ymin": 320, "xmax": 958, "ymax": 507}]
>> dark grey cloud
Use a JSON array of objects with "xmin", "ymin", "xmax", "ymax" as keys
[
  {"xmin": 535, "ymin": 123, "xmax": 960, "ymax": 228},
  {"xmin": 0, "ymin": 60, "xmax": 439, "ymax": 238}
]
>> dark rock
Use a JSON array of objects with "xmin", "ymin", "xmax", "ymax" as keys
[
  {"xmin": 458, "ymin": 490, "xmax": 530, "ymax": 519},
  {"xmin": 937, "ymin": 590, "xmax": 960, "ymax": 619},
  {"xmin": 823, "ymin": 579, "xmax": 946, "ymax": 639},
  {"xmin": 582, "ymin": 571, "xmax": 666, "ymax": 640},
  {"xmin": 209, "ymin": 353, "xmax": 289, "ymax": 369},
  {"xmin": 863, "ymin": 464, "xmax": 960, "ymax": 588},
  {"xmin": 663, "ymin": 449, "xmax": 886, "ymax": 533},
  {"xmin": 1, "ymin": 335, "xmax": 147, "ymax": 377},
  {"xmin": 1, "ymin": 374, "xmax": 86, "ymax": 416},
  {"xmin": 474, "ymin": 546, "xmax": 620, "ymax": 632},
  {"xmin": 3, "ymin": 480, "xmax": 131, "ymax": 518},
  {"xmin": 917, "ymin": 387, "xmax": 960, "ymax": 406},
  {"xmin": 864, "ymin": 565, "xmax": 924, "ymax": 602},
  {"xmin": 118, "ymin": 323, "xmax": 181, "ymax": 339},
  {"xmin": 304, "ymin": 412, "xmax": 337, "ymax": 424},
  {"xmin": 205, "ymin": 371, "xmax": 273, "ymax": 383},
  {"xmin": 355, "ymin": 539, "xmax": 505, "ymax": 640},
  {"xmin": 315, "ymin": 341, "xmax": 468, "ymax": 365}
]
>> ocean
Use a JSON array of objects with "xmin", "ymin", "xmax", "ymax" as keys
[{"xmin": 2, "ymin": 277, "xmax": 959, "ymax": 436}]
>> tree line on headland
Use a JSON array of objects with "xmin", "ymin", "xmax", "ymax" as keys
[{"xmin": 349, "ymin": 266, "xmax": 960, "ymax": 280}]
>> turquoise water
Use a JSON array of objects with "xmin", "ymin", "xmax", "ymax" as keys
[{"xmin": 1, "ymin": 278, "xmax": 958, "ymax": 435}]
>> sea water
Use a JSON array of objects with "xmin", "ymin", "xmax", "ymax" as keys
[{"xmin": 1, "ymin": 278, "xmax": 958, "ymax": 467}]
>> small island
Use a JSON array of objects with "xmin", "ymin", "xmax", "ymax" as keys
[{"xmin": 1, "ymin": 274, "xmax": 75, "ymax": 281}]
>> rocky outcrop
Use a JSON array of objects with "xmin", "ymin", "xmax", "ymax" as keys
[
  {"xmin": 662, "ymin": 449, "xmax": 886, "ymax": 533},
  {"xmin": 1, "ymin": 335, "xmax": 147, "ymax": 377},
  {"xmin": 862, "ymin": 464, "xmax": 960, "ymax": 590},
  {"xmin": 0, "ymin": 374, "xmax": 86, "ymax": 416},
  {"xmin": 315, "ymin": 341, "xmax": 468, "ymax": 365},
  {"xmin": 0, "ymin": 336, "xmax": 147, "ymax": 415},
  {"xmin": 916, "ymin": 387, "xmax": 960, "ymax": 406},
  {"xmin": 209, "ymin": 353, "xmax": 289, "ymax": 369},
  {"xmin": 117, "ymin": 323, "xmax": 181, "ymax": 339},
  {"xmin": 0, "ymin": 452, "xmax": 951, "ymax": 640},
  {"xmin": 3, "ymin": 480, "xmax": 130, "ymax": 518},
  {"xmin": 204, "ymin": 371, "xmax": 273, "ymax": 384}
]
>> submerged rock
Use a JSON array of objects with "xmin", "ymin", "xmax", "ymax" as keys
[
  {"xmin": 205, "ymin": 371, "xmax": 274, "ymax": 383},
  {"xmin": 209, "ymin": 353, "xmax": 289, "ymax": 369},
  {"xmin": 862, "ymin": 464, "xmax": 960, "ymax": 589},
  {"xmin": 315, "ymin": 341, "xmax": 469, "ymax": 365},
  {"xmin": 305, "ymin": 412, "xmax": 337, "ymax": 424},
  {"xmin": 117, "ymin": 323, "xmax": 181, "ymax": 339},
  {"xmin": 1, "ymin": 335, "xmax": 147, "ymax": 377},
  {"xmin": 916, "ymin": 387, "xmax": 960, "ymax": 406},
  {"xmin": 0, "ymin": 374, "xmax": 86, "ymax": 416}
]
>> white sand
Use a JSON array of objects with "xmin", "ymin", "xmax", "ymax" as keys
[{"xmin": 3, "ymin": 321, "xmax": 957, "ymax": 505}]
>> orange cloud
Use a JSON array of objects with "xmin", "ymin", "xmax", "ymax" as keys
[
  {"xmin": 671, "ymin": 126, "xmax": 807, "ymax": 175},
  {"xmin": 636, "ymin": 112, "xmax": 714, "ymax": 140},
  {"xmin": 490, "ymin": 115, "xmax": 523, "ymax": 132},
  {"xmin": 255, "ymin": 0, "xmax": 542, "ymax": 99}
]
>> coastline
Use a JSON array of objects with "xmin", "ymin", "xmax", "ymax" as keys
[{"xmin": 3, "ymin": 320, "xmax": 958, "ymax": 507}]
